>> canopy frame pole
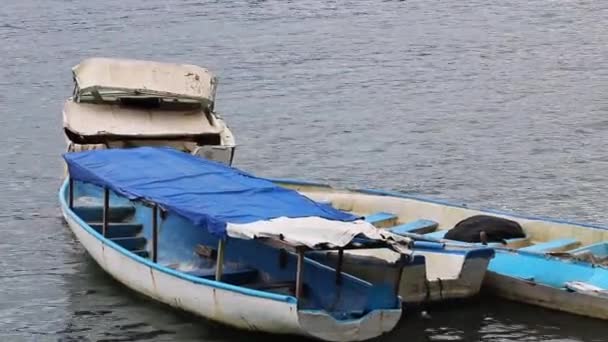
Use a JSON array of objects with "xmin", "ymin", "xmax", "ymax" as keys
[
  {"xmin": 394, "ymin": 256, "xmax": 406, "ymax": 295},
  {"xmin": 152, "ymin": 205, "xmax": 158, "ymax": 263},
  {"xmin": 394, "ymin": 266, "xmax": 404, "ymax": 295},
  {"xmin": 295, "ymin": 248, "xmax": 305, "ymax": 299},
  {"xmin": 102, "ymin": 187, "xmax": 109, "ymax": 237},
  {"xmin": 68, "ymin": 178, "xmax": 74, "ymax": 209},
  {"xmin": 215, "ymin": 239, "xmax": 225, "ymax": 281},
  {"xmin": 335, "ymin": 248, "xmax": 344, "ymax": 285}
]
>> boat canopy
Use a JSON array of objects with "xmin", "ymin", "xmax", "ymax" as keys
[
  {"xmin": 62, "ymin": 99, "xmax": 222, "ymax": 139},
  {"xmin": 72, "ymin": 58, "xmax": 217, "ymax": 108},
  {"xmin": 64, "ymin": 147, "xmax": 389, "ymax": 248}
]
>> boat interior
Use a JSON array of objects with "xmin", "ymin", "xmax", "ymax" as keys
[
  {"xmin": 66, "ymin": 181, "xmax": 401, "ymax": 320},
  {"xmin": 279, "ymin": 182, "xmax": 608, "ymax": 265}
]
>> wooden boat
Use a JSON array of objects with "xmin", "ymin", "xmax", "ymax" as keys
[
  {"xmin": 59, "ymin": 147, "xmax": 418, "ymax": 341},
  {"xmin": 273, "ymin": 179, "xmax": 608, "ymax": 320},
  {"xmin": 63, "ymin": 57, "xmax": 235, "ymax": 164}
]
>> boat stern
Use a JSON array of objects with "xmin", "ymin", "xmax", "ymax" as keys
[
  {"xmin": 411, "ymin": 242, "xmax": 495, "ymax": 301},
  {"xmin": 297, "ymin": 307, "xmax": 401, "ymax": 342}
]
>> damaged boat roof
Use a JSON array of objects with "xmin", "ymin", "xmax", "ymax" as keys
[
  {"xmin": 72, "ymin": 58, "xmax": 217, "ymax": 107},
  {"xmin": 63, "ymin": 99, "xmax": 223, "ymax": 138}
]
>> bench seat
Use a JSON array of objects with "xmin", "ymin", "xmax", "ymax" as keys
[
  {"xmin": 364, "ymin": 212, "xmax": 399, "ymax": 228},
  {"xmin": 487, "ymin": 237, "xmax": 531, "ymax": 248},
  {"xmin": 424, "ymin": 230, "xmax": 448, "ymax": 240},
  {"xmin": 388, "ymin": 219, "xmax": 438, "ymax": 235}
]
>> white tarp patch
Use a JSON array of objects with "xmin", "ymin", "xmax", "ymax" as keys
[{"xmin": 226, "ymin": 216, "xmax": 391, "ymax": 248}]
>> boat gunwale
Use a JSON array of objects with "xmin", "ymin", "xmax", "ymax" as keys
[
  {"xmin": 58, "ymin": 178, "xmax": 298, "ymax": 304},
  {"xmin": 492, "ymin": 248, "xmax": 608, "ymax": 269},
  {"xmin": 415, "ymin": 244, "xmax": 495, "ymax": 259},
  {"xmin": 269, "ymin": 178, "xmax": 608, "ymax": 232}
]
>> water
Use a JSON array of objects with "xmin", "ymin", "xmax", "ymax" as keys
[{"xmin": 1, "ymin": 0, "xmax": 607, "ymax": 340}]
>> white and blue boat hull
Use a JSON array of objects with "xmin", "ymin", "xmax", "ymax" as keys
[
  {"xmin": 484, "ymin": 249, "xmax": 608, "ymax": 320},
  {"xmin": 59, "ymin": 180, "xmax": 402, "ymax": 341}
]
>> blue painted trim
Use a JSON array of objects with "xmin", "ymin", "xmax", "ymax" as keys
[
  {"xmin": 412, "ymin": 241, "xmax": 445, "ymax": 250},
  {"xmin": 410, "ymin": 254, "xmax": 426, "ymax": 266},
  {"xmin": 364, "ymin": 212, "xmax": 398, "ymax": 225},
  {"xmin": 491, "ymin": 248, "xmax": 602, "ymax": 272},
  {"xmin": 508, "ymin": 248, "xmax": 593, "ymax": 265},
  {"xmin": 519, "ymin": 238, "xmax": 579, "ymax": 252},
  {"xmin": 417, "ymin": 246, "xmax": 494, "ymax": 259},
  {"xmin": 59, "ymin": 178, "xmax": 298, "ymax": 304},
  {"xmin": 269, "ymin": 178, "xmax": 608, "ymax": 231},
  {"xmin": 388, "ymin": 219, "xmax": 438, "ymax": 235},
  {"xmin": 424, "ymin": 230, "xmax": 449, "ymax": 240},
  {"xmin": 463, "ymin": 247, "xmax": 495, "ymax": 259},
  {"xmin": 412, "ymin": 242, "xmax": 495, "ymax": 259}
]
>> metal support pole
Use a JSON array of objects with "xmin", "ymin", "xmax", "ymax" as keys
[
  {"xmin": 394, "ymin": 267, "xmax": 404, "ymax": 295},
  {"xmin": 335, "ymin": 248, "xmax": 344, "ymax": 285},
  {"xmin": 295, "ymin": 249, "xmax": 305, "ymax": 299},
  {"xmin": 152, "ymin": 205, "xmax": 158, "ymax": 263},
  {"xmin": 394, "ymin": 256, "xmax": 406, "ymax": 295},
  {"xmin": 215, "ymin": 239, "xmax": 225, "ymax": 281},
  {"xmin": 68, "ymin": 178, "xmax": 74, "ymax": 209},
  {"xmin": 102, "ymin": 187, "xmax": 109, "ymax": 237}
]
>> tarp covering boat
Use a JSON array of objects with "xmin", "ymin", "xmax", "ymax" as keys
[
  {"xmin": 63, "ymin": 99, "xmax": 223, "ymax": 137},
  {"xmin": 63, "ymin": 147, "xmax": 387, "ymax": 247},
  {"xmin": 73, "ymin": 58, "xmax": 217, "ymax": 107}
]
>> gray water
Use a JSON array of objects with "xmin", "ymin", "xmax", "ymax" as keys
[{"xmin": 1, "ymin": 0, "xmax": 607, "ymax": 340}]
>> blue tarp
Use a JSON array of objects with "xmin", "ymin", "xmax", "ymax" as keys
[{"xmin": 63, "ymin": 147, "xmax": 358, "ymax": 237}]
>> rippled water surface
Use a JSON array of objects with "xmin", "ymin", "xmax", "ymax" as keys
[{"xmin": 1, "ymin": 0, "xmax": 607, "ymax": 341}]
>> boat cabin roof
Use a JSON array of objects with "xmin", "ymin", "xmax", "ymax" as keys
[
  {"xmin": 72, "ymin": 58, "xmax": 217, "ymax": 108},
  {"xmin": 62, "ymin": 99, "xmax": 223, "ymax": 142},
  {"xmin": 64, "ymin": 147, "xmax": 399, "ymax": 251}
]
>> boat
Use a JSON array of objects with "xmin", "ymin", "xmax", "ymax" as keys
[
  {"xmin": 271, "ymin": 179, "xmax": 608, "ymax": 320},
  {"xmin": 59, "ymin": 58, "xmax": 495, "ymax": 308},
  {"xmin": 62, "ymin": 57, "xmax": 235, "ymax": 164},
  {"xmin": 307, "ymin": 228, "xmax": 494, "ymax": 304},
  {"xmin": 60, "ymin": 147, "xmax": 419, "ymax": 341}
]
